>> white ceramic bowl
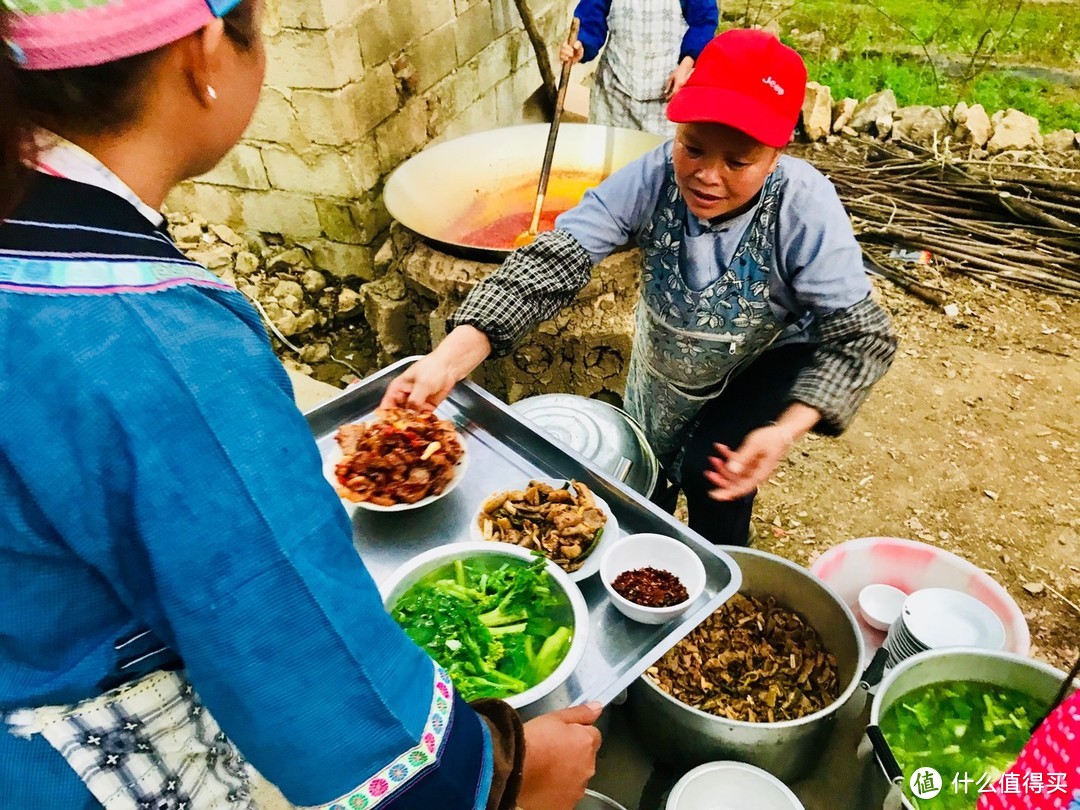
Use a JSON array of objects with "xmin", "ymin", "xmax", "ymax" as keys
[
  {"xmin": 857, "ymin": 583, "xmax": 906, "ymax": 631},
  {"xmin": 666, "ymin": 761, "xmax": 804, "ymax": 810},
  {"xmin": 471, "ymin": 477, "xmax": 620, "ymax": 582},
  {"xmin": 600, "ymin": 533, "xmax": 706, "ymax": 625},
  {"xmin": 381, "ymin": 541, "xmax": 589, "ymax": 709},
  {"xmin": 322, "ymin": 428, "xmax": 469, "ymax": 514}
]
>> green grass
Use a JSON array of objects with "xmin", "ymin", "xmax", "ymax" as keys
[
  {"xmin": 724, "ymin": 0, "xmax": 1080, "ymax": 133},
  {"xmin": 772, "ymin": 0, "xmax": 1080, "ymax": 68},
  {"xmin": 806, "ymin": 54, "xmax": 1080, "ymax": 132}
]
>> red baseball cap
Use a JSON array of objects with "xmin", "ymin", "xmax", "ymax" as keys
[{"xmin": 667, "ymin": 29, "xmax": 808, "ymax": 148}]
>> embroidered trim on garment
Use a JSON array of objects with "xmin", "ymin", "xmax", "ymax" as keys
[
  {"xmin": 300, "ymin": 665, "xmax": 455, "ymax": 810},
  {"xmin": 0, "ymin": 256, "xmax": 235, "ymax": 296},
  {"xmin": 6, "ymin": 669, "xmax": 254, "ymax": 810}
]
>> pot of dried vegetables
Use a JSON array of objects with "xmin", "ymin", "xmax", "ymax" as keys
[{"xmin": 628, "ymin": 548, "xmax": 865, "ymax": 782}]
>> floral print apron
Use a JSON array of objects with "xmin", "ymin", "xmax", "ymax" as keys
[{"xmin": 623, "ymin": 163, "xmax": 785, "ymax": 472}]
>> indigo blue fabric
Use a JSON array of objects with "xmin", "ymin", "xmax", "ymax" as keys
[{"xmin": 0, "ymin": 176, "xmax": 493, "ymax": 807}]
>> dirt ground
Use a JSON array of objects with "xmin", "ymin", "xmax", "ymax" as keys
[{"xmin": 744, "ymin": 271, "xmax": 1079, "ymax": 671}]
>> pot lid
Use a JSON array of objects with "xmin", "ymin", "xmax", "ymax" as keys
[{"xmin": 509, "ymin": 393, "xmax": 659, "ymax": 497}]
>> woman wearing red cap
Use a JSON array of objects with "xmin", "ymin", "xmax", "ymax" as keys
[
  {"xmin": 0, "ymin": 1, "xmax": 601, "ymax": 808},
  {"xmin": 384, "ymin": 30, "xmax": 898, "ymax": 547}
]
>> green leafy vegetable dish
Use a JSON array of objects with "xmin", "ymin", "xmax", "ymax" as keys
[
  {"xmin": 390, "ymin": 553, "xmax": 575, "ymax": 701},
  {"xmin": 880, "ymin": 679, "xmax": 1048, "ymax": 809}
]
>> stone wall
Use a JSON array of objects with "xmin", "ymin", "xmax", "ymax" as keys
[{"xmin": 167, "ymin": 0, "xmax": 565, "ymax": 285}]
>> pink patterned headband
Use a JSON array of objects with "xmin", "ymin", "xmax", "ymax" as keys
[{"xmin": 5, "ymin": 0, "xmax": 242, "ymax": 71}]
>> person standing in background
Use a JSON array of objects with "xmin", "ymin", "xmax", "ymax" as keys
[{"xmin": 560, "ymin": 0, "xmax": 719, "ymax": 137}]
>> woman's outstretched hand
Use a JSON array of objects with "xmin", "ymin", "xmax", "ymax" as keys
[
  {"xmin": 518, "ymin": 702, "xmax": 603, "ymax": 810},
  {"xmin": 705, "ymin": 405, "xmax": 820, "ymax": 501},
  {"xmin": 378, "ymin": 325, "xmax": 493, "ymax": 411},
  {"xmin": 705, "ymin": 426, "xmax": 793, "ymax": 501}
]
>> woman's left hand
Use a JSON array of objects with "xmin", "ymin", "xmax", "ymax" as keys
[
  {"xmin": 664, "ymin": 56, "xmax": 695, "ymax": 100},
  {"xmin": 704, "ymin": 425, "xmax": 794, "ymax": 501}
]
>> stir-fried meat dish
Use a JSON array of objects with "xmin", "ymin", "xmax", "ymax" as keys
[
  {"xmin": 333, "ymin": 408, "xmax": 464, "ymax": 506},
  {"xmin": 646, "ymin": 592, "xmax": 839, "ymax": 723},
  {"xmin": 478, "ymin": 479, "xmax": 607, "ymax": 573}
]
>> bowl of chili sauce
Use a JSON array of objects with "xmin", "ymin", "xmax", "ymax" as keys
[{"xmin": 600, "ymin": 533, "xmax": 706, "ymax": 625}]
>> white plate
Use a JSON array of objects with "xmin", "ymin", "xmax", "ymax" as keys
[
  {"xmin": 902, "ymin": 588, "xmax": 1007, "ymax": 651},
  {"xmin": 323, "ymin": 428, "xmax": 469, "ymax": 514},
  {"xmin": 471, "ymin": 477, "xmax": 619, "ymax": 582}
]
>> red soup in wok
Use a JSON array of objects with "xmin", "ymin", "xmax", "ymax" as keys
[{"xmin": 448, "ymin": 170, "xmax": 606, "ymax": 250}]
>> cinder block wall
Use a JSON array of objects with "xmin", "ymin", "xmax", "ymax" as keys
[{"xmin": 168, "ymin": 0, "xmax": 564, "ymax": 282}]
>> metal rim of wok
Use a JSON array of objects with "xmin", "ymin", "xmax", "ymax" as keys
[
  {"xmin": 635, "ymin": 547, "xmax": 866, "ymax": 731},
  {"xmin": 383, "ymin": 123, "xmax": 665, "ymax": 263}
]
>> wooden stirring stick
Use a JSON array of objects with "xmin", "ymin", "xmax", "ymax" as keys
[{"xmin": 513, "ymin": 16, "xmax": 581, "ymax": 249}]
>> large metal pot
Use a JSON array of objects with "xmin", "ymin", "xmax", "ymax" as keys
[
  {"xmin": 383, "ymin": 123, "xmax": 664, "ymax": 262},
  {"xmin": 628, "ymin": 547, "xmax": 866, "ymax": 783},
  {"xmin": 867, "ymin": 649, "xmax": 1077, "ymax": 801}
]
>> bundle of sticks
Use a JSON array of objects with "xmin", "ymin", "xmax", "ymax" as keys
[{"xmin": 813, "ymin": 142, "xmax": 1080, "ymax": 302}]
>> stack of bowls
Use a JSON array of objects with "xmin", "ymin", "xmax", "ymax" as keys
[{"xmin": 884, "ymin": 587, "xmax": 1006, "ymax": 668}]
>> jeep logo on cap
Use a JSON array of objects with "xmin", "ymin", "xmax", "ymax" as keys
[{"xmin": 762, "ymin": 76, "xmax": 785, "ymax": 95}]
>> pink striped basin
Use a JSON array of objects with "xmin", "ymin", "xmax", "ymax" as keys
[{"xmin": 811, "ymin": 537, "xmax": 1029, "ymax": 662}]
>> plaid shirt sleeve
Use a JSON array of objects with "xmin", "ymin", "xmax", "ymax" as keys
[
  {"xmin": 787, "ymin": 294, "xmax": 898, "ymax": 435},
  {"xmin": 449, "ymin": 229, "xmax": 594, "ymax": 356}
]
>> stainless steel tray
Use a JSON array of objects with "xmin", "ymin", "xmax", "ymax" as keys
[{"xmin": 306, "ymin": 357, "xmax": 742, "ymax": 719}]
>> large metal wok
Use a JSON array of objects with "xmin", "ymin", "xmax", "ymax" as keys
[{"xmin": 383, "ymin": 123, "xmax": 664, "ymax": 262}]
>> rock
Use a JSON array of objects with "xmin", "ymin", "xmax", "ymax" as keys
[
  {"xmin": 272, "ymin": 280, "xmax": 304, "ymax": 302},
  {"xmin": 1043, "ymin": 128, "xmax": 1077, "ymax": 152},
  {"xmin": 801, "ymin": 82, "xmax": 834, "ymax": 141},
  {"xmin": 1022, "ymin": 581, "xmax": 1045, "ymax": 596},
  {"xmin": 301, "ymin": 269, "xmax": 327, "ymax": 293},
  {"xmin": 238, "ymin": 283, "xmax": 259, "ymax": 300},
  {"xmin": 988, "ymin": 109, "xmax": 1043, "ymax": 154},
  {"xmin": 338, "ymin": 287, "xmax": 363, "ymax": 316},
  {"xmin": 299, "ymin": 342, "xmax": 331, "ymax": 364},
  {"xmin": 171, "ymin": 222, "xmax": 204, "ymax": 244},
  {"xmin": 840, "ymin": 125, "xmax": 857, "ymax": 138},
  {"xmin": 849, "ymin": 89, "xmax": 898, "ymax": 135},
  {"xmin": 267, "ymin": 247, "xmax": 312, "ymax": 272},
  {"xmin": 874, "ymin": 113, "xmax": 894, "ymax": 140},
  {"xmin": 295, "ymin": 309, "xmax": 319, "ymax": 333},
  {"xmin": 234, "ymin": 250, "xmax": 260, "ymax": 277},
  {"xmin": 832, "ymin": 98, "xmax": 858, "ymax": 132},
  {"xmin": 1037, "ymin": 297, "xmax": 1063, "ymax": 314},
  {"xmin": 943, "ymin": 303, "xmax": 960, "ymax": 318},
  {"xmin": 891, "ymin": 105, "xmax": 950, "ymax": 145},
  {"xmin": 796, "ymin": 29, "xmax": 825, "ymax": 50},
  {"xmin": 953, "ymin": 102, "xmax": 991, "ymax": 148},
  {"xmin": 272, "ymin": 310, "xmax": 298, "ymax": 337},
  {"xmin": 209, "ymin": 223, "xmax": 244, "ymax": 246},
  {"xmin": 187, "ymin": 243, "xmax": 235, "ymax": 270},
  {"xmin": 280, "ymin": 294, "xmax": 303, "ymax": 313}
]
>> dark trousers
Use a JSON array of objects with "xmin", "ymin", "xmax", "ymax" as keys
[{"xmin": 650, "ymin": 343, "xmax": 817, "ymax": 546}]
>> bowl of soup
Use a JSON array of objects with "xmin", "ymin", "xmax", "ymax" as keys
[
  {"xmin": 869, "ymin": 648, "xmax": 1076, "ymax": 809},
  {"xmin": 382, "ymin": 542, "xmax": 589, "ymax": 710}
]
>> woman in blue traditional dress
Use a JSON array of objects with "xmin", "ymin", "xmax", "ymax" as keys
[
  {"xmin": 0, "ymin": 1, "xmax": 602, "ymax": 807},
  {"xmin": 383, "ymin": 30, "xmax": 899, "ymax": 547}
]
